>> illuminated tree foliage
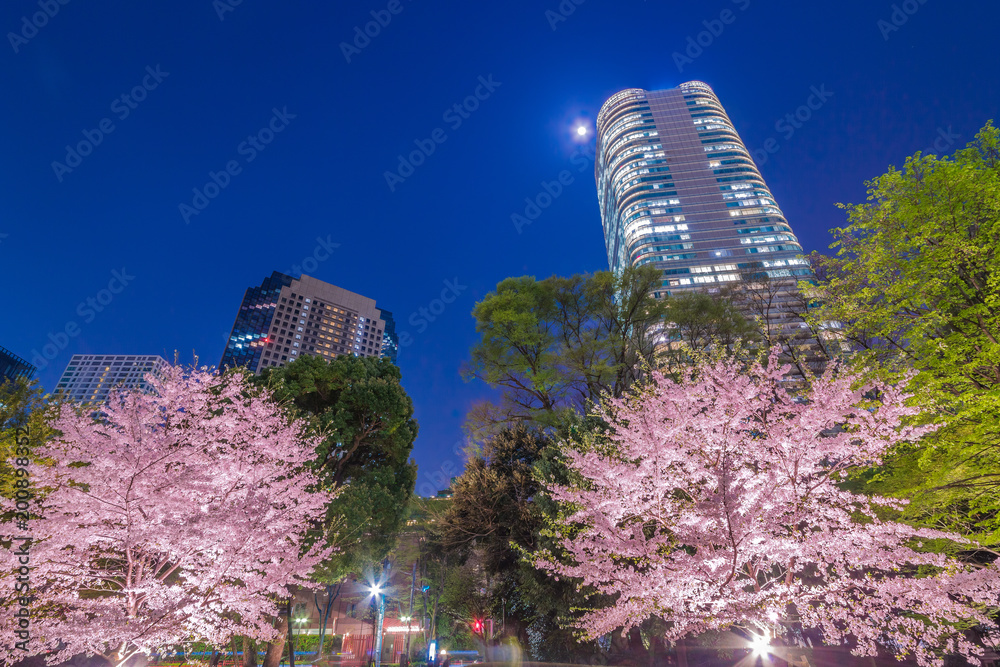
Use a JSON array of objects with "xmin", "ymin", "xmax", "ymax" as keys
[
  {"xmin": 537, "ymin": 350, "xmax": 1000, "ymax": 666},
  {"xmin": 0, "ymin": 367, "xmax": 334, "ymax": 666},
  {"xmin": 811, "ymin": 122, "xmax": 1000, "ymax": 545}
]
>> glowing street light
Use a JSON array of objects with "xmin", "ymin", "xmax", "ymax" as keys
[
  {"xmin": 368, "ymin": 582, "xmax": 387, "ymax": 667},
  {"xmin": 748, "ymin": 631, "xmax": 771, "ymax": 657}
]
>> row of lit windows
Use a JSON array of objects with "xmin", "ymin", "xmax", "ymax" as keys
[
  {"xmin": 601, "ymin": 116, "xmax": 657, "ymax": 147},
  {"xmin": 731, "ymin": 206, "xmax": 781, "ymax": 217},
  {"xmin": 615, "ymin": 170, "xmax": 675, "ymax": 202},
  {"xmin": 614, "ymin": 177, "xmax": 675, "ymax": 207},
  {"xmin": 741, "ymin": 234, "xmax": 794, "ymax": 245},
  {"xmin": 611, "ymin": 158, "xmax": 671, "ymax": 194},
  {"xmin": 604, "ymin": 129, "xmax": 660, "ymax": 159},
  {"xmin": 604, "ymin": 144, "xmax": 664, "ymax": 179},
  {"xmin": 663, "ymin": 267, "xmax": 810, "ymax": 287},
  {"xmin": 596, "ymin": 90, "xmax": 647, "ymax": 126},
  {"xmin": 747, "ymin": 244, "xmax": 802, "ymax": 254}
]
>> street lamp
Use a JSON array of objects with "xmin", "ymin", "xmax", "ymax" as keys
[
  {"xmin": 400, "ymin": 614, "xmax": 413, "ymax": 666},
  {"xmin": 368, "ymin": 583, "xmax": 387, "ymax": 667},
  {"xmin": 748, "ymin": 631, "xmax": 771, "ymax": 660}
]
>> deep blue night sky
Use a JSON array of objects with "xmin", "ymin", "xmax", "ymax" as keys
[{"xmin": 1, "ymin": 0, "xmax": 997, "ymax": 495}]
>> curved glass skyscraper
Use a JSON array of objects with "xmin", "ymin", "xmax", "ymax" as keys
[{"xmin": 596, "ymin": 81, "xmax": 812, "ymax": 295}]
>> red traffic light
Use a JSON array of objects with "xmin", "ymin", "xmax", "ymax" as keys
[{"xmin": 472, "ymin": 619, "xmax": 483, "ymax": 633}]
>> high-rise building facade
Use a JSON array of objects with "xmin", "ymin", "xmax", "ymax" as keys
[
  {"xmin": 0, "ymin": 345, "xmax": 35, "ymax": 383},
  {"xmin": 378, "ymin": 309, "xmax": 399, "ymax": 365},
  {"xmin": 220, "ymin": 272, "xmax": 399, "ymax": 374},
  {"xmin": 595, "ymin": 81, "xmax": 812, "ymax": 294},
  {"xmin": 55, "ymin": 355, "xmax": 169, "ymax": 405}
]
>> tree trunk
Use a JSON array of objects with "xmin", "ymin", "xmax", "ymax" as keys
[
  {"xmin": 263, "ymin": 615, "xmax": 290, "ymax": 667},
  {"xmin": 675, "ymin": 638, "xmax": 688, "ymax": 667},
  {"xmin": 209, "ymin": 651, "xmax": 222, "ymax": 667},
  {"xmin": 243, "ymin": 637, "xmax": 258, "ymax": 667},
  {"xmin": 315, "ymin": 582, "xmax": 342, "ymax": 659}
]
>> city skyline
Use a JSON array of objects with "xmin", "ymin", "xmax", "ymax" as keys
[
  {"xmin": 2, "ymin": 3, "xmax": 997, "ymax": 662},
  {"xmin": 2, "ymin": 0, "xmax": 996, "ymax": 494}
]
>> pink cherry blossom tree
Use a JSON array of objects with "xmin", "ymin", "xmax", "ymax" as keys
[
  {"xmin": 537, "ymin": 350, "xmax": 1000, "ymax": 667},
  {"xmin": 1, "ymin": 366, "xmax": 336, "ymax": 666}
]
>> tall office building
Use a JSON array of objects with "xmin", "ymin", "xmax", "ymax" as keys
[
  {"xmin": 220, "ymin": 272, "xmax": 399, "ymax": 374},
  {"xmin": 595, "ymin": 81, "xmax": 812, "ymax": 294},
  {"xmin": 55, "ymin": 355, "xmax": 169, "ymax": 405},
  {"xmin": 0, "ymin": 345, "xmax": 35, "ymax": 383}
]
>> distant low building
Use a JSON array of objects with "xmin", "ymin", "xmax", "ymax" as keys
[{"xmin": 54, "ymin": 354, "xmax": 169, "ymax": 405}]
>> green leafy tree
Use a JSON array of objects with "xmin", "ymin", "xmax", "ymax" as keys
[
  {"xmin": 254, "ymin": 354, "xmax": 418, "ymax": 664},
  {"xmin": 728, "ymin": 263, "xmax": 838, "ymax": 378},
  {"xmin": 811, "ymin": 121, "xmax": 1000, "ymax": 545},
  {"xmin": 460, "ymin": 271, "xmax": 764, "ymax": 661},
  {"xmin": 261, "ymin": 355, "xmax": 417, "ymax": 488},
  {"xmin": 409, "ymin": 501, "xmax": 459, "ymax": 654},
  {"xmin": 441, "ymin": 426, "xmax": 545, "ymax": 573},
  {"xmin": 0, "ymin": 376, "xmax": 54, "ymax": 499},
  {"xmin": 438, "ymin": 426, "xmax": 608, "ymax": 662},
  {"xmin": 658, "ymin": 291, "xmax": 759, "ymax": 376},
  {"xmin": 463, "ymin": 266, "xmax": 669, "ymax": 436}
]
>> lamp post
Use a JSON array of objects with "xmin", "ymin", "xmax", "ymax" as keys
[
  {"xmin": 369, "ymin": 584, "xmax": 386, "ymax": 667},
  {"xmin": 403, "ymin": 560, "xmax": 417, "ymax": 666},
  {"xmin": 286, "ymin": 598, "xmax": 296, "ymax": 667},
  {"xmin": 293, "ymin": 615, "xmax": 308, "ymax": 662},
  {"xmin": 400, "ymin": 616, "xmax": 412, "ymax": 666},
  {"xmin": 748, "ymin": 631, "xmax": 771, "ymax": 660},
  {"xmin": 746, "ymin": 611, "xmax": 783, "ymax": 665}
]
